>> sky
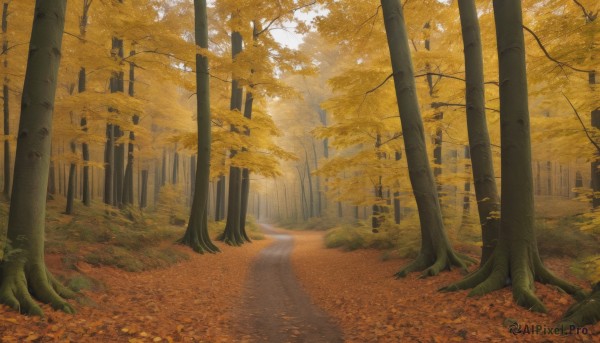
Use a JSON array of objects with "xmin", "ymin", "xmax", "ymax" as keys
[{"xmin": 269, "ymin": 9, "xmax": 323, "ymax": 50}]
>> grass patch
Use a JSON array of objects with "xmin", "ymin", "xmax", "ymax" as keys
[{"xmin": 323, "ymin": 216, "xmax": 420, "ymax": 259}]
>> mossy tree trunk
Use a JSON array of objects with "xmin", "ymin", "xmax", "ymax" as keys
[
  {"xmin": 458, "ymin": 0, "xmax": 500, "ymax": 264},
  {"xmin": 179, "ymin": 0, "xmax": 219, "ymax": 254},
  {"xmin": 2, "ymin": 2, "xmax": 10, "ymax": 201},
  {"xmin": 0, "ymin": 0, "xmax": 75, "ymax": 316},
  {"xmin": 442, "ymin": 0, "xmax": 584, "ymax": 312},
  {"xmin": 220, "ymin": 26, "xmax": 247, "ymax": 246},
  {"xmin": 380, "ymin": 0, "xmax": 472, "ymax": 278}
]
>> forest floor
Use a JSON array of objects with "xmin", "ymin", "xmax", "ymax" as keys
[
  {"xmin": 291, "ymin": 230, "xmax": 600, "ymax": 342},
  {"xmin": 1, "ymin": 221, "xmax": 599, "ymax": 342},
  {"xmin": 0, "ymin": 238, "xmax": 272, "ymax": 342}
]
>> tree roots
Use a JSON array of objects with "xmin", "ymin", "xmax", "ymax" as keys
[
  {"xmin": 0, "ymin": 263, "xmax": 75, "ymax": 316},
  {"xmin": 395, "ymin": 249, "xmax": 474, "ymax": 279},
  {"xmin": 440, "ymin": 250, "xmax": 585, "ymax": 313},
  {"xmin": 561, "ymin": 283, "xmax": 600, "ymax": 327}
]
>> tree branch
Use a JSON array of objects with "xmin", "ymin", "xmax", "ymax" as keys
[
  {"xmin": 255, "ymin": 1, "xmax": 317, "ymax": 37},
  {"xmin": 523, "ymin": 25, "xmax": 594, "ymax": 74},
  {"xmin": 562, "ymin": 93, "xmax": 600, "ymax": 154}
]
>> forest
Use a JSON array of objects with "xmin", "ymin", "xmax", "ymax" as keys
[{"xmin": 0, "ymin": 0, "xmax": 599, "ymax": 341}]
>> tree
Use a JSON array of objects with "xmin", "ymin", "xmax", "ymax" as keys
[
  {"xmin": 179, "ymin": 0, "xmax": 219, "ymax": 254},
  {"xmin": 0, "ymin": 0, "xmax": 74, "ymax": 315},
  {"xmin": 457, "ymin": 0, "xmax": 500, "ymax": 264},
  {"xmin": 380, "ymin": 0, "xmax": 472, "ymax": 277},
  {"xmin": 219, "ymin": 23, "xmax": 248, "ymax": 246},
  {"xmin": 1, "ymin": 1, "xmax": 9, "ymax": 201},
  {"xmin": 441, "ymin": 0, "xmax": 584, "ymax": 312}
]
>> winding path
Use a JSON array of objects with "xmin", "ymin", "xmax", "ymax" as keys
[{"xmin": 235, "ymin": 224, "xmax": 343, "ymax": 342}]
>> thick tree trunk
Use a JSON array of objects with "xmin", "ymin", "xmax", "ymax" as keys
[
  {"xmin": 0, "ymin": 0, "xmax": 74, "ymax": 316},
  {"xmin": 179, "ymin": 0, "xmax": 219, "ymax": 253},
  {"xmin": 381, "ymin": 0, "xmax": 471, "ymax": 277},
  {"xmin": 442, "ymin": 0, "xmax": 584, "ymax": 312},
  {"xmin": 220, "ymin": 26, "xmax": 246, "ymax": 246},
  {"xmin": 458, "ymin": 0, "xmax": 500, "ymax": 264}
]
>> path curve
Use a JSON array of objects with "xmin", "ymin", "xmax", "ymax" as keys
[{"xmin": 235, "ymin": 224, "xmax": 343, "ymax": 343}]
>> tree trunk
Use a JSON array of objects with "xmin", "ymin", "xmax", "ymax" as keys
[
  {"xmin": 239, "ymin": 89, "xmax": 254, "ymax": 241},
  {"xmin": 190, "ymin": 155, "xmax": 196, "ymax": 206},
  {"xmin": 0, "ymin": 0, "xmax": 74, "ymax": 316},
  {"xmin": 393, "ymin": 151, "xmax": 402, "ymax": 224},
  {"xmin": 80, "ymin": 68, "xmax": 90, "ymax": 206},
  {"xmin": 48, "ymin": 158, "xmax": 56, "ymax": 198},
  {"xmin": 215, "ymin": 175, "xmax": 225, "ymax": 221},
  {"xmin": 312, "ymin": 140, "xmax": 322, "ymax": 217},
  {"xmin": 462, "ymin": 146, "xmax": 471, "ymax": 215},
  {"xmin": 220, "ymin": 26, "xmax": 246, "ymax": 246},
  {"xmin": 79, "ymin": 1, "xmax": 91, "ymax": 206},
  {"xmin": 381, "ymin": 0, "xmax": 471, "ymax": 277},
  {"xmin": 458, "ymin": 0, "xmax": 500, "ymax": 264},
  {"xmin": 113, "ymin": 126, "xmax": 124, "ymax": 208},
  {"xmin": 591, "ymin": 96, "xmax": 599, "ymax": 208},
  {"xmin": 304, "ymin": 149, "xmax": 314, "ymax": 218},
  {"xmin": 172, "ymin": 149, "xmax": 179, "ymax": 185},
  {"xmin": 1, "ymin": 2, "xmax": 9, "ymax": 201},
  {"xmin": 65, "ymin": 141, "xmax": 76, "ymax": 214},
  {"xmin": 140, "ymin": 169, "xmax": 148, "ymax": 209},
  {"xmin": 443, "ymin": 0, "xmax": 584, "ymax": 312},
  {"xmin": 179, "ymin": 0, "xmax": 219, "ymax": 253},
  {"xmin": 122, "ymin": 50, "xmax": 137, "ymax": 207}
]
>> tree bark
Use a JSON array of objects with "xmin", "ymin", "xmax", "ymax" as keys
[
  {"xmin": 215, "ymin": 175, "xmax": 225, "ymax": 221},
  {"xmin": 393, "ymin": 151, "xmax": 402, "ymax": 224},
  {"xmin": 140, "ymin": 169, "xmax": 148, "ymax": 209},
  {"xmin": 1, "ymin": 2, "xmax": 9, "ymax": 201},
  {"xmin": 442, "ymin": 0, "xmax": 584, "ymax": 312},
  {"xmin": 0, "ymin": 0, "xmax": 74, "ymax": 316},
  {"xmin": 179, "ymin": 0, "xmax": 219, "ymax": 253},
  {"xmin": 220, "ymin": 25, "xmax": 247, "ymax": 246},
  {"xmin": 458, "ymin": 0, "xmax": 500, "ymax": 264},
  {"xmin": 65, "ymin": 141, "xmax": 77, "ymax": 214},
  {"xmin": 122, "ymin": 49, "xmax": 137, "ymax": 207},
  {"xmin": 381, "ymin": 0, "xmax": 471, "ymax": 277}
]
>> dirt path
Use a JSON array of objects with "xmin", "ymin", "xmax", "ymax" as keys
[{"xmin": 235, "ymin": 224, "xmax": 343, "ymax": 343}]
